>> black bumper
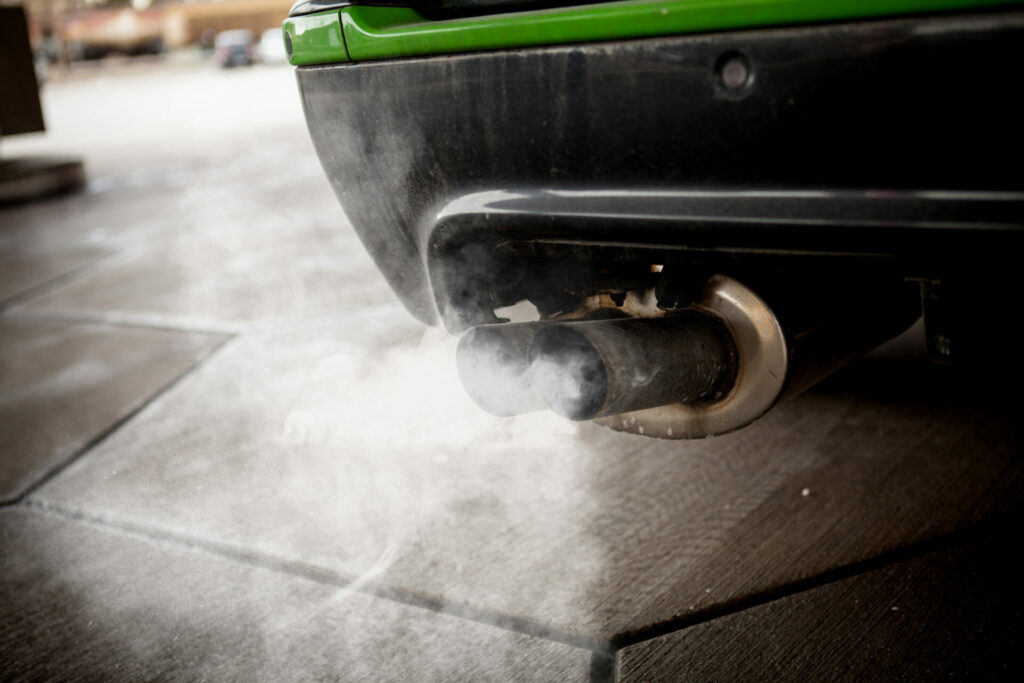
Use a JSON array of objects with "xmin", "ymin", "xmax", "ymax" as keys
[{"xmin": 296, "ymin": 9, "xmax": 1024, "ymax": 329}]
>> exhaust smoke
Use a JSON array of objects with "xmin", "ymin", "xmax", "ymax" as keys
[
  {"xmin": 455, "ymin": 322, "xmax": 547, "ymax": 417},
  {"xmin": 455, "ymin": 310, "xmax": 737, "ymax": 422}
]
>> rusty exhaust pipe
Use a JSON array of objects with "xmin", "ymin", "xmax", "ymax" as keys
[{"xmin": 527, "ymin": 312, "xmax": 737, "ymax": 421}]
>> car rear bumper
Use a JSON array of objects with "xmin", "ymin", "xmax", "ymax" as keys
[{"xmin": 295, "ymin": 9, "xmax": 1024, "ymax": 329}]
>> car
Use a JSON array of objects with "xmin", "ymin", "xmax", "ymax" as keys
[
  {"xmin": 214, "ymin": 29, "xmax": 255, "ymax": 68},
  {"xmin": 282, "ymin": 0, "xmax": 1024, "ymax": 438}
]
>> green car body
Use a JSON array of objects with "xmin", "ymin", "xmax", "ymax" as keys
[{"xmin": 284, "ymin": 0, "xmax": 1019, "ymax": 64}]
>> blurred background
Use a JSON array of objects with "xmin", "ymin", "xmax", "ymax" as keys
[
  {"xmin": 1, "ymin": 0, "xmax": 398, "ymax": 327},
  {"xmin": 18, "ymin": 0, "xmax": 290, "ymax": 70}
]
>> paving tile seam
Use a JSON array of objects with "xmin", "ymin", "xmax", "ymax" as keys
[
  {"xmin": 7, "ymin": 333, "xmax": 237, "ymax": 504},
  {"xmin": 606, "ymin": 512, "xmax": 1022, "ymax": 652},
  {"xmin": 589, "ymin": 650, "xmax": 617, "ymax": 683},
  {"xmin": 17, "ymin": 498, "xmax": 612, "ymax": 658},
  {"xmin": 0, "ymin": 250, "xmax": 119, "ymax": 314},
  {"xmin": 3, "ymin": 299, "xmax": 409, "ymax": 337},
  {"xmin": 2, "ymin": 307, "xmax": 248, "ymax": 336}
]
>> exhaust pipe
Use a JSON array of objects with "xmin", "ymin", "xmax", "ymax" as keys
[
  {"xmin": 527, "ymin": 312, "xmax": 736, "ymax": 420},
  {"xmin": 455, "ymin": 275, "xmax": 917, "ymax": 438}
]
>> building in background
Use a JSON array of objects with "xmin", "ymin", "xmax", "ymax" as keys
[{"xmin": 12, "ymin": 0, "xmax": 293, "ymax": 62}]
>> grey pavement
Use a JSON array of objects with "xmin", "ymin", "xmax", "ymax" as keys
[
  {"xmin": 0, "ymin": 318, "xmax": 222, "ymax": 503},
  {"xmin": 0, "ymin": 507, "xmax": 590, "ymax": 681},
  {"xmin": 617, "ymin": 520, "xmax": 1023, "ymax": 680},
  {"xmin": 0, "ymin": 248, "xmax": 106, "ymax": 306},
  {"xmin": 1, "ymin": 59, "xmax": 1020, "ymax": 680}
]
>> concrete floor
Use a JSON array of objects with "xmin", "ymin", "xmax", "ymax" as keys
[{"xmin": 1, "ymin": 60, "xmax": 1021, "ymax": 681}]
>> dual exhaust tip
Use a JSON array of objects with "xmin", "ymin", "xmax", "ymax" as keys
[{"xmin": 456, "ymin": 311, "xmax": 737, "ymax": 423}]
